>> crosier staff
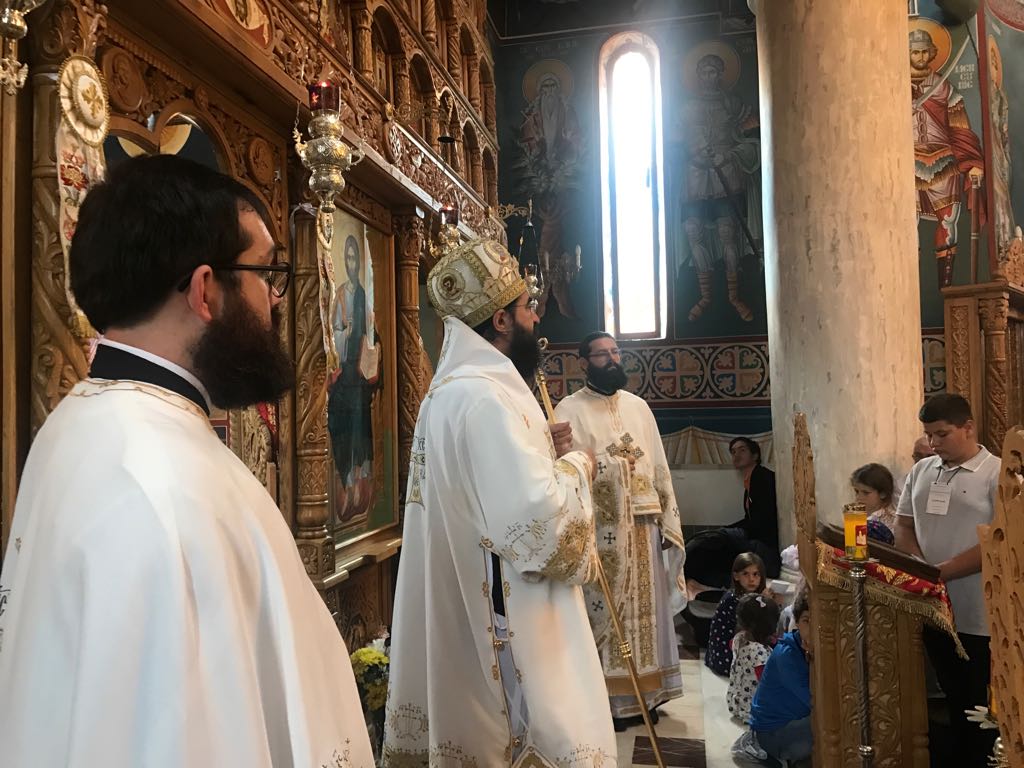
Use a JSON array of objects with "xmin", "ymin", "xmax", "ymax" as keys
[{"xmin": 535, "ymin": 339, "xmax": 666, "ymax": 768}]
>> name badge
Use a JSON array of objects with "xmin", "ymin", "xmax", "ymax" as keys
[{"xmin": 926, "ymin": 483, "xmax": 952, "ymax": 516}]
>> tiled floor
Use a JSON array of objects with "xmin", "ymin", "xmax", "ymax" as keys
[{"xmin": 617, "ymin": 659, "xmax": 746, "ymax": 767}]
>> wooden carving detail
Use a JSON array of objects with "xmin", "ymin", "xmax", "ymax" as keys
[
  {"xmin": 980, "ymin": 297, "xmax": 1010, "ymax": 454},
  {"xmin": 948, "ymin": 304, "xmax": 972, "ymax": 398},
  {"xmin": 292, "ymin": 211, "xmax": 333, "ymax": 579},
  {"xmin": 393, "ymin": 211, "xmax": 425, "ymax": 501},
  {"xmin": 795, "ymin": 414, "xmax": 931, "ymax": 767},
  {"xmin": 28, "ymin": 0, "xmax": 109, "ymax": 433},
  {"xmin": 333, "ymin": 559, "xmax": 394, "ymax": 650},
  {"xmin": 981, "ymin": 426, "xmax": 1024, "ymax": 762}
]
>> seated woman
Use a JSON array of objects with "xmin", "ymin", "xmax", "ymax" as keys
[{"xmin": 850, "ymin": 462, "xmax": 898, "ymax": 534}]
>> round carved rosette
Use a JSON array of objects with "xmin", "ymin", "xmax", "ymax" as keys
[{"xmin": 58, "ymin": 55, "xmax": 110, "ymax": 147}]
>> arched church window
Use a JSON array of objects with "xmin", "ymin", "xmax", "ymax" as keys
[{"xmin": 598, "ymin": 32, "xmax": 667, "ymax": 339}]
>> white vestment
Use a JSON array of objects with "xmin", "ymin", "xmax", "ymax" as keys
[
  {"xmin": 554, "ymin": 387, "xmax": 687, "ymax": 718},
  {"xmin": 383, "ymin": 317, "xmax": 616, "ymax": 767},
  {"xmin": 0, "ymin": 380, "xmax": 373, "ymax": 768}
]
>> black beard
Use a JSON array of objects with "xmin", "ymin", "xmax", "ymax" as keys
[
  {"xmin": 587, "ymin": 362, "xmax": 628, "ymax": 394},
  {"xmin": 508, "ymin": 322, "xmax": 542, "ymax": 381},
  {"xmin": 192, "ymin": 291, "xmax": 293, "ymax": 409}
]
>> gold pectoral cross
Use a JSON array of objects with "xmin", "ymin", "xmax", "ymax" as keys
[{"xmin": 606, "ymin": 432, "xmax": 645, "ymax": 462}]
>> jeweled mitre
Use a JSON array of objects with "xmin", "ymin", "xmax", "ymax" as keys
[{"xmin": 426, "ymin": 238, "xmax": 528, "ymax": 328}]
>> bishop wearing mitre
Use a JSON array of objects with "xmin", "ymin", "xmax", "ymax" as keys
[
  {"xmin": 383, "ymin": 235, "xmax": 616, "ymax": 766},
  {"xmin": 554, "ymin": 332, "xmax": 687, "ymax": 729}
]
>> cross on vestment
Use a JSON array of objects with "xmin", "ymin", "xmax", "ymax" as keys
[
  {"xmin": 606, "ymin": 433, "xmax": 645, "ymax": 463},
  {"xmin": 603, "ymin": 532, "xmax": 616, "ymax": 545}
]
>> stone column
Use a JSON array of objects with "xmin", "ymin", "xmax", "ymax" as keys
[
  {"xmin": 755, "ymin": 0, "xmax": 923, "ymax": 537},
  {"xmin": 353, "ymin": 7, "xmax": 373, "ymax": 81},
  {"xmin": 393, "ymin": 209, "xmax": 426, "ymax": 505}
]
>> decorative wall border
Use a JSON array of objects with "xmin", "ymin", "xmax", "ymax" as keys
[{"xmin": 543, "ymin": 333, "xmax": 948, "ymax": 406}]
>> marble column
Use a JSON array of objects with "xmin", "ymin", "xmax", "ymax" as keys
[{"xmin": 755, "ymin": 0, "xmax": 923, "ymax": 537}]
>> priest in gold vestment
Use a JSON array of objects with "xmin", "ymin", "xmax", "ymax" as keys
[
  {"xmin": 554, "ymin": 332, "xmax": 686, "ymax": 727},
  {"xmin": 383, "ymin": 237, "xmax": 616, "ymax": 766}
]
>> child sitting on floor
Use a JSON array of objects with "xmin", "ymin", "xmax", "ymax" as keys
[
  {"xmin": 728, "ymin": 593, "xmax": 780, "ymax": 724},
  {"xmin": 705, "ymin": 552, "xmax": 766, "ymax": 676},
  {"xmin": 749, "ymin": 590, "xmax": 813, "ymax": 765}
]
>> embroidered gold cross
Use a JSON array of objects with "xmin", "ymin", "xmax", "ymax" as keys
[{"xmin": 606, "ymin": 432, "xmax": 645, "ymax": 462}]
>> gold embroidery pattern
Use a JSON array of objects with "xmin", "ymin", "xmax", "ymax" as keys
[
  {"xmin": 539, "ymin": 517, "xmax": 592, "ymax": 581},
  {"xmin": 553, "ymin": 745, "xmax": 615, "ymax": 768},
  {"xmin": 429, "ymin": 739, "xmax": 481, "ymax": 767},
  {"xmin": 380, "ymin": 746, "xmax": 428, "ymax": 767},
  {"xmin": 553, "ymin": 458, "xmax": 580, "ymax": 480},
  {"xmin": 634, "ymin": 523, "xmax": 655, "ymax": 667},
  {"xmin": 386, "ymin": 702, "xmax": 429, "ymax": 740},
  {"xmin": 321, "ymin": 741, "xmax": 354, "ymax": 768},
  {"xmin": 630, "ymin": 473, "xmax": 654, "ymax": 497},
  {"xmin": 408, "ymin": 436, "xmax": 426, "ymax": 505},
  {"xmin": 591, "ymin": 480, "xmax": 618, "ymax": 526}
]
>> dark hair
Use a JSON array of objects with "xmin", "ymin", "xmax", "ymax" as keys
[
  {"xmin": 578, "ymin": 331, "xmax": 613, "ymax": 359},
  {"xmin": 731, "ymin": 552, "xmax": 766, "ymax": 596},
  {"xmin": 792, "ymin": 589, "xmax": 810, "ymax": 622},
  {"xmin": 850, "ymin": 463, "xmax": 895, "ymax": 505},
  {"xmin": 344, "ymin": 235, "xmax": 361, "ymax": 265},
  {"xmin": 69, "ymin": 154, "xmax": 261, "ymax": 333},
  {"xmin": 736, "ymin": 592, "xmax": 780, "ymax": 645},
  {"xmin": 471, "ymin": 298, "xmax": 519, "ymax": 342},
  {"xmin": 729, "ymin": 436, "xmax": 762, "ymax": 464},
  {"xmin": 918, "ymin": 393, "xmax": 973, "ymax": 427}
]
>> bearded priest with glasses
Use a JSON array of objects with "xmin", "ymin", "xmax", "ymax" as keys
[
  {"xmin": 0, "ymin": 155, "xmax": 372, "ymax": 768},
  {"xmin": 553, "ymin": 332, "xmax": 687, "ymax": 731},
  {"xmin": 384, "ymin": 238, "xmax": 616, "ymax": 766}
]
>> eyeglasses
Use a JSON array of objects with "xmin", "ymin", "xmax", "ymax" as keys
[
  {"xmin": 176, "ymin": 262, "xmax": 293, "ymax": 298},
  {"xmin": 587, "ymin": 348, "xmax": 621, "ymax": 361}
]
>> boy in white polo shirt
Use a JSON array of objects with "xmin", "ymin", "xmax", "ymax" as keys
[{"xmin": 895, "ymin": 394, "xmax": 998, "ymax": 766}]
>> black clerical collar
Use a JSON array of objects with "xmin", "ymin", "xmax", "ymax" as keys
[
  {"xmin": 585, "ymin": 381, "xmax": 619, "ymax": 397},
  {"xmin": 89, "ymin": 343, "xmax": 211, "ymax": 415}
]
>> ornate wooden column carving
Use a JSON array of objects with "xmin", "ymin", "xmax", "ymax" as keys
[
  {"xmin": 482, "ymin": 81, "xmax": 496, "ymax": 131},
  {"xmin": 392, "ymin": 56, "xmax": 410, "ymax": 114},
  {"xmin": 352, "ymin": 6, "xmax": 373, "ymax": 81},
  {"xmin": 466, "ymin": 54, "xmax": 480, "ymax": 111},
  {"xmin": 424, "ymin": 102, "xmax": 438, "ymax": 152},
  {"xmin": 393, "ymin": 208, "xmax": 425, "ymax": 502},
  {"xmin": 470, "ymin": 148, "xmax": 483, "ymax": 195},
  {"xmin": 28, "ymin": 0, "xmax": 107, "ymax": 435},
  {"xmin": 421, "ymin": 0, "xmax": 437, "ymax": 43},
  {"xmin": 445, "ymin": 22, "xmax": 460, "ymax": 79},
  {"xmin": 292, "ymin": 210, "xmax": 334, "ymax": 579},
  {"xmin": 979, "ymin": 295, "xmax": 1010, "ymax": 453}
]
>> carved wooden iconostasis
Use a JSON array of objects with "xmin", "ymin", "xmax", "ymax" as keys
[{"xmin": 1, "ymin": 0, "xmax": 499, "ymax": 653}]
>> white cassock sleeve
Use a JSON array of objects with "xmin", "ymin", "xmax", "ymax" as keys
[
  {"xmin": 1, "ymin": 481, "xmax": 220, "ymax": 767},
  {"xmin": 463, "ymin": 393, "xmax": 597, "ymax": 585}
]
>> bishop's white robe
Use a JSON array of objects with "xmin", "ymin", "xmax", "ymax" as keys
[
  {"xmin": 383, "ymin": 317, "xmax": 616, "ymax": 767},
  {"xmin": 0, "ymin": 379, "xmax": 373, "ymax": 768},
  {"xmin": 554, "ymin": 387, "xmax": 687, "ymax": 718}
]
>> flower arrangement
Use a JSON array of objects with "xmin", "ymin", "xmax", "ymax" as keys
[{"xmin": 351, "ymin": 637, "xmax": 389, "ymax": 712}]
